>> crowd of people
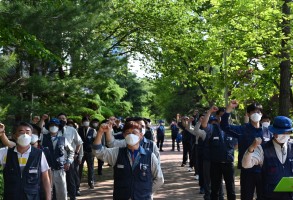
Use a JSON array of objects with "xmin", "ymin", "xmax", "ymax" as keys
[
  {"xmin": 0, "ymin": 99, "xmax": 293, "ymax": 200},
  {"xmin": 0, "ymin": 114, "xmax": 164, "ymax": 200},
  {"xmin": 171, "ymin": 100, "xmax": 293, "ymax": 200}
]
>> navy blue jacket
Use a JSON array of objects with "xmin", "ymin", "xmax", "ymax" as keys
[
  {"xmin": 3, "ymin": 146, "xmax": 42, "ymax": 200},
  {"xmin": 221, "ymin": 112, "xmax": 263, "ymax": 172},
  {"xmin": 78, "ymin": 127, "xmax": 95, "ymax": 152},
  {"xmin": 113, "ymin": 147, "xmax": 152, "ymax": 200},
  {"xmin": 205, "ymin": 123, "xmax": 236, "ymax": 163}
]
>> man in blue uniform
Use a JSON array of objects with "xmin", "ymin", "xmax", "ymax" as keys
[
  {"xmin": 202, "ymin": 106, "xmax": 237, "ymax": 200},
  {"xmin": 0, "ymin": 122, "xmax": 51, "ymax": 200},
  {"xmin": 243, "ymin": 116, "xmax": 293, "ymax": 200},
  {"xmin": 92, "ymin": 121, "xmax": 164, "ymax": 200}
]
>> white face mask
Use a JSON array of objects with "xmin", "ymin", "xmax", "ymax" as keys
[
  {"xmin": 83, "ymin": 121, "xmax": 90, "ymax": 127},
  {"xmin": 275, "ymin": 134, "xmax": 290, "ymax": 144},
  {"xmin": 250, "ymin": 113, "xmax": 262, "ymax": 123},
  {"xmin": 141, "ymin": 128, "xmax": 146, "ymax": 135},
  {"xmin": 125, "ymin": 134, "xmax": 140, "ymax": 146},
  {"xmin": 31, "ymin": 134, "xmax": 39, "ymax": 144},
  {"xmin": 92, "ymin": 123, "xmax": 98, "ymax": 128},
  {"xmin": 49, "ymin": 126, "xmax": 59, "ymax": 133},
  {"xmin": 262, "ymin": 122, "xmax": 270, "ymax": 128},
  {"xmin": 17, "ymin": 134, "xmax": 32, "ymax": 147}
]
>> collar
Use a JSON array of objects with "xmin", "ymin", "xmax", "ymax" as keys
[
  {"xmin": 14, "ymin": 145, "xmax": 32, "ymax": 154},
  {"xmin": 140, "ymin": 137, "xmax": 149, "ymax": 145},
  {"xmin": 139, "ymin": 146, "xmax": 147, "ymax": 155},
  {"xmin": 273, "ymin": 139, "xmax": 288, "ymax": 151}
]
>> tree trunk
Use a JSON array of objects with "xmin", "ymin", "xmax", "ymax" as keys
[{"xmin": 279, "ymin": 0, "xmax": 291, "ymax": 116}]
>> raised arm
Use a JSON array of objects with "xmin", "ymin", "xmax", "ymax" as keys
[
  {"xmin": 201, "ymin": 106, "xmax": 218, "ymax": 129},
  {"xmin": 220, "ymin": 100, "xmax": 242, "ymax": 138},
  {"xmin": 0, "ymin": 123, "xmax": 16, "ymax": 148}
]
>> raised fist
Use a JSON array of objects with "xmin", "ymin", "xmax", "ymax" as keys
[
  {"xmin": 229, "ymin": 100, "xmax": 238, "ymax": 108},
  {"xmin": 209, "ymin": 106, "xmax": 219, "ymax": 113}
]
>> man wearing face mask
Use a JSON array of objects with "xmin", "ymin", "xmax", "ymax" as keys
[
  {"xmin": 92, "ymin": 121, "xmax": 164, "ymax": 199},
  {"xmin": 105, "ymin": 117, "xmax": 160, "ymax": 163},
  {"xmin": 260, "ymin": 114, "xmax": 273, "ymax": 143},
  {"xmin": 242, "ymin": 116, "xmax": 293, "ymax": 200},
  {"xmin": 0, "ymin": 122, "xmax": 51, "ymax": 200},
  {"xmin": 77, "ymin": 116, "xmax": 96, "ymax": 189},
  {"xmin": 41, "ymin": 118, "xmax": 74, "ymax": 200},
  {"xmin": 221, "ymin": 100, "xmax": 264, "ymax": 200},
  {"xmin": 57, "ymin": 113, "xmax": 83, "ymax": 200}
]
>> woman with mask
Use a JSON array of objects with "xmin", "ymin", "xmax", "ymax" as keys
[
  {"xmin": 242, "ymin": 116, "xmax": 293, "ymax": 200},
  {"xmin": 221, "ymin": 100, "xmax": 264, "ymax": 200},
  {"xmin": 92, "ymin": 121, "xmax": 164, "ymax": 200}
]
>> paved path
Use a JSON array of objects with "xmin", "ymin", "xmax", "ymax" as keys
[{"xmin": 78, "ymin": 139, "xmax": 241, "ymax": 199}]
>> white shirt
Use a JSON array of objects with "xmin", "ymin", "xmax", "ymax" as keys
[
  {"xmin": 0, "ymin": 146, "xmax": 50, "ymax": 173},
  {"xmin": 187, "ymin": 121, "xmax": 207, "ymax": 142},
  {"xmin": 242, "ymin": 140, "xmax": 288, "ymax": 169},
  {"xmin": 42, "ymin": 126, "xmax": 83, "ymax": 151}
]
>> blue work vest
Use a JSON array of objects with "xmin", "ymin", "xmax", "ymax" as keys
[
  {"xmin": 261, "ymin": 140, "xmax": 293, "ymax": 199},
  {"xmin": 140, "ymin": 137, "xmax": 154, "ymax": 153},
  {"xmin": 209, "ymin": 124, "xmax": 235, "ymax": 163},
  {"xmin": 42, "ymin": 134, "xmax": 66, "ymax": 170},
  {"xmin": 3, "ymin": 146, "xmax": 42, "ymax": 200},
  {"xmin": 113, "ymin": 147, "xmax": 152, "ymax": 200},
  {"xmin": 78, "ymin": 127, "xmax": 95, "ymax": 152}
]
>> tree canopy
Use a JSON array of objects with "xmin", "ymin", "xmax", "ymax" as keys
[{"xmin": 0, "ymin": 0, "xmax": 292, "ymax": 127}]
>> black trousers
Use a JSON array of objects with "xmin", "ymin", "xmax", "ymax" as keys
[
  {"xmin": 240, "ymin": 170, "xmax": 262, "ymax": 200},
  {"xmin": 210, "ymin": 162, "xmax": 236, "ymax": 200},
  {"xmin": 157, "ymin": 135, "xmax": 165, "ymax": 150},
  {"xmin": 203, "ymin": 160, "xmax": 224, "ymax": 200},
  {"xmin": 74, "ymin": 156, "xmax": 81, "ymax": 191},
  {"xmin": 79, "ymin": 151, "xmax": 95, "ymax": 186},
  {"xmin": 97, "ymin": 158, "xmax": 104, "ymax": 174},
  {"xmin": 66, "ymin": 161, "xmax": 76, "ymax": 199},
  {"xmin": 171, "ymin": 134, "xmax": 177, "ymax": 150},
  {"xmin": 182, "ymin": 140, "xmax": 192, "ymax": 166}
]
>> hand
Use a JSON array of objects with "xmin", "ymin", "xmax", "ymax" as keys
[
  {"xmin": 209, "ymin": 106, "xmax": 219, "ymax": 113},
  {"xmin": 64, "ymin": 163, "xmax": 70, "ymax": 171},
  {"xmin": 42, "ymin": 114, "xmax": 49, "ymax": 120},
  {"xmin": 249, "ymin": 137, "xmax": 262, "ymax": 152},
  {"xmin": 0, "ymin": 123, "xmax": 5, "ymax": 137},
  {"xmin": 229, "ymin": 100, "xmax": 238, "ymax": 109},
  {"xmin": 99, "ymin": 123, "xmax": 111, "ymax": 133},
  {"xmin": 199, "ymin": 116, "xmax": 204, "ymax": 122}
]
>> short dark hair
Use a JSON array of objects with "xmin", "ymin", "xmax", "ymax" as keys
[
  {"xmin": 57, "ymin": 113, "xmax": 67, "ymax": 118},
  {"xmin": 261, "ymin": 114, "xmax": 271, "ymax": 121},
  {"xmin": 12, "ymin": 122, "xmax": 33, "ymax": 134},
  {"xmin": 91, "ymin": 118, "xmax": 99, "ymax": 123},
  {"xmin": 216, "ymin": 107, "xmax": 225, "ymax": 115},
  {"xmin": 246, "ymin": 103, "xmax": 263, "ymax": 113},
  {"xmin": 123, "ymin": 121, "xmax": 142, "ymax": 133},
  {"xmin": 82, "ymin": 116, "xmax": 90, "ymax": 122}
]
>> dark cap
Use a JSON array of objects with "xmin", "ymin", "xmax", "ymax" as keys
[{"xmin": 268, "ymin": 116, "xmax": 293, "ymax": 134}]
